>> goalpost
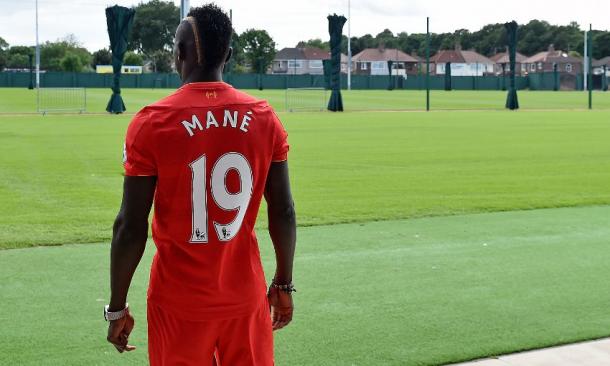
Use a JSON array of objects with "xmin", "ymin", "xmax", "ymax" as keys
[
  {"xmin": 37, "ymin": 88, "xmax": 87, "ymax": 114},
  {"xmin": 285, "ymin": 88, "xmax": 327, "ymax": 112}
]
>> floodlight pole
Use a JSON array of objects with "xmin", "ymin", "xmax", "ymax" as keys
[
  {"xmin": 35, "ymin": 0, "xmax": 40, "ymax": 89},
  {"xmin": 426, "ymin": 17, "xmax": 430, "ymax": 111},
  {"xmin": 586, "ymin": 24, "xmax": 593, "ymax": 109},
  {"xmin": 180, "ymin": 0, "xmax": 190, "ymax": 19},
  {"xmin": 583, "ymin": 29, "xmax": 588, "ymax": 91},
  {"xmin": 347, "ymin": 0, "xmax": 351, "ymax": 90}
]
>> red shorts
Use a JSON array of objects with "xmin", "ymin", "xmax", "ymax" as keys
[{"xmin": 147, "ymin": 299, "xmax": 274, "ymax": 366}]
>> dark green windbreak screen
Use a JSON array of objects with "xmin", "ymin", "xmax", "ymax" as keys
[
  {"xmin": 505, "ymin": 21, "xmax": 519, "ymax": 110},
  {"xmin": 105, "ymin": 5, "xmax": 136, "ymax": 114},
  {"xmin": 327, "ymin": 14, "xmax": 346, "ymax": 112}
]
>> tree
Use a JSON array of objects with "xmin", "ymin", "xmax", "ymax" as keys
[
  {"xmin": 0, "ymin": 37, "xmax": 8, "ymax": 71},
  {"xmin": 518, "ymin": 20, "xmax": 553, "ymax": 56},
  {"xmin": 129, "ymin": 0, "xmax": 180, "ymax": 55},
  {"xmin": 470, "ymin": 24, "xmax": 505, "ymax": 56},
  {"xmin": 551, "ymin": 22, "xmax": 582, "ymax": 53},
  {"xmin": 6, "ymin": 46, "xmax": 33, "ymax": 68},
  {"xmin": 296, "ymin": 38, "xmax": 329, "ymax": 51},
  {"xmin": 91, "ymin": 49, "xmax": 111, "ymax": 68},
  {"xmin": 39, "ymin": 35, "xmax": 91, "ymax": 71},
  {"xmin": 0, "ymin": 36, "xmax": 8, "ymax": 51},
  {"xmin": 228, "ymin": 30, "xmax": 247, "ymax": 73},
  {"xmin": 375, "ymin": 29, "xmax": 397, "ymax": 48},
  {"xmin": 60, "ymin": 53, "xmax": 83, "ymax": 72},
  {"xmin": 150, "ymin": 50, "xmax": 172, "ymax": 73},
  {"xmin": 124, "ymin": 51, "xmax": 144, "ymax": 66},
  {"xmin": 593, "ymin": 31, "xmax": 610, "ymax": 59},
  {"xmin": 240, "ymin": 29, "xmax": 276, "ymax": 73}
]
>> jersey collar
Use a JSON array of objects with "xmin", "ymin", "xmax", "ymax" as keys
[{"xmin": 180, "ymin": 81, "xmax": 232, "ymax": 90}]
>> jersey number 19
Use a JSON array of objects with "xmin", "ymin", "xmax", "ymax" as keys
[{"xmin": 189, "ymin": 152, "xmax": 253, "ymax": 243}]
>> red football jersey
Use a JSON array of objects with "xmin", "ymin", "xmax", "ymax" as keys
[{"xmin": 123, "ymin": 82, "xmax": 289, "ymax": 320}]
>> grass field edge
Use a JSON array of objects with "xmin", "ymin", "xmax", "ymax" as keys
[{"xmin": 2, "ymin": 202, "xmax": 609, "ymax": 251}]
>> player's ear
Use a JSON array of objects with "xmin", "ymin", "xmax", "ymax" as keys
[
  {"xmin": 176, "ymin": 42, "xmax": 186, "ymax": 62},
  {"xmin": 225, "ymin": 47, "xmax": 233, "ymax": 64}
]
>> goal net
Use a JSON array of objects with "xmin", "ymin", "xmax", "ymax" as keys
[
  {"xmin": 37, "ymin": 88, "xmax": 87, "ymax": 114},
  {"xmin": 285, "ymin": 88, "xmax": 327, "ymax": 112}
]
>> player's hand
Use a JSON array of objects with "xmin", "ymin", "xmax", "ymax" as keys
[
  {"xmin": 107, "ymin": 310, "xmax": 136, "ymax": 353},
  {"xmin": 268, "ymin": 286, "xmax": 294, "ymax": 330}
]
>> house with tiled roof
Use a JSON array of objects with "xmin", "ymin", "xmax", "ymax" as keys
[
  {"xmin": 431, "ymin": 46, "xmax": 494, "ymax": 76},
  {"xmin": 272, "ymin": 47, "xmax": 329, "ymax": 75},
  {"xmin": 352, "ymin": 46, "xmax": 420, "ymax": 76},
  {"xmin": 522, "ymin": 45, "xmax": 582, "ymax": 75},
  {"xmin": 490, "ymin": 50, "xmax": 528, "ymax": 75},
  {"xmin": 593, "ymin": 57, "xmax": 610, "ymax": 76}
]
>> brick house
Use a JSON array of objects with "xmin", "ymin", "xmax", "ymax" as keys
[
  {"xmin": 352, "ymin": 47, "xmax": 420, "ymax": 76},
  {"xmin": 522, "ymin": 45, "xmax": 582, "ymax": 75},
  {"xmin": 272, "ymin": 47, "xmax": 329, "ymax": 75},
  {"xmin": 430, "ymin": 46, "xmax": 494, "ymax": 76},
  {"xmin": 593, "ymin": 57, "xmax": 610, "ymax": 76},
  {"xmin": 490, "ymin": 51, "xmax": 528, "ymax": 75}
]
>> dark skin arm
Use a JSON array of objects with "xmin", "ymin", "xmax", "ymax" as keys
[
  {"xmin": 264, "ymin": 161, "xmax": 296, "ymax": 330},
  {"xmin": 107, "ymin": 176, "xmax": 157, "ymax": 353}
]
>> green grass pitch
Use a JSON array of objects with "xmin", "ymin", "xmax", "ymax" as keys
[{"xmin": 1, "ymin": 88, "xmax": 610, "ymax": 365}]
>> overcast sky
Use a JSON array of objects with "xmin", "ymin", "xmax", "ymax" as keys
[{"xmin": 1, "ymin": 0, "xmax": 608, "ymax": 51}]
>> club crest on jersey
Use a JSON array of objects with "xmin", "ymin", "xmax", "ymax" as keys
[{"xmin": 181, "ymin": 110, "xmax": 253, "ymax": 137}]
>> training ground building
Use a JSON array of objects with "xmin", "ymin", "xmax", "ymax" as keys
[
  {"xmin": 430, "ymin": 46, "xmax": 494, "ymax": 76},
  {"xmin": 351, "ymin": 47, "xmax": 420, "ymax": 76}
]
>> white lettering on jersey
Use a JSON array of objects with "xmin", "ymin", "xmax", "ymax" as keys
[
  {"xmin": 240, "ymin": 112, "xmax": 252, "ymax": 133},
  {"xmin": 223, "ymin": 110, "xmax": 238, "ymax": 128},
  {"xmin": 181, "ymin": 110, "xmax": 253, "ymax": 137},
  {"xmin": 206, "ymin": 111, "xmax": 219, "ymax": 129},
  {"xmin": 181, "ymin": 115, "xmax": 203, "ymax": 137}
]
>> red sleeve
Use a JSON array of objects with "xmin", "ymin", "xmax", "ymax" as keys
[
  {"xmin": 271, "ymin": 111, "xmax": 289, "ymax": 162},
  {"xmin": 123, "ymin": 110, "xmax": 157, "ymax": 176}
]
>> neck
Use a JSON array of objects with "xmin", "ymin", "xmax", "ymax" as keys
[{"xmin": 182, "ymin": 68, "xmax": 224, "ymax": 84}]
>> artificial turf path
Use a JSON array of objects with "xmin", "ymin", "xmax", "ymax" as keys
[{"xmin": 2, "ymin": 205, "xmax": 610, "ymax": 365}]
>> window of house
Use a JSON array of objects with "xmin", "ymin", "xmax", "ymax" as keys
[
  {"xmin": 309, "ymin": 60, "xmax": 323, "ymax": 68},
  {"xmin": 372, "ymin": 61, "xmax": 386, "ymax": 70},
  {"xmin": 537, "ymin": 62, "xmax": 543, "ymax": 70},
  {"xmin": 566, "ymin": 63, "xmax": 572, "ymax": 72},
  {"xmin": 361, "ymin": 62, "xmax": 367, "ymax": 70},
  {"xmin": 530, "ymin": 63, "xmax": 536, "ymax": 72},
  {"xmin": 287, "ymin": 60, "xmax": 303, "ymax": 68}
]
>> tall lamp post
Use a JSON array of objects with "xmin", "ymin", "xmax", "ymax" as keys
[
  {"xmin": 35, "ymin": 0, "xmax": 40, "ymax": 89},
  {"xmin": 180, "ymin": 0, "xmax": 190, "ymax": 19},
  {"xmin": 347, "ymin": 0, "xmax": 351, "ymax": 90}
]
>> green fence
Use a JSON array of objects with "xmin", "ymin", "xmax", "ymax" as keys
[{"xmin": 0, "ymin": 71, "xmax": 598, "ymax": 91}]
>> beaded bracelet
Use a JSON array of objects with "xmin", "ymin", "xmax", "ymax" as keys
[{"xmin": 270, "ymin": 280, "xmax": 297, "ymax": 293}]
